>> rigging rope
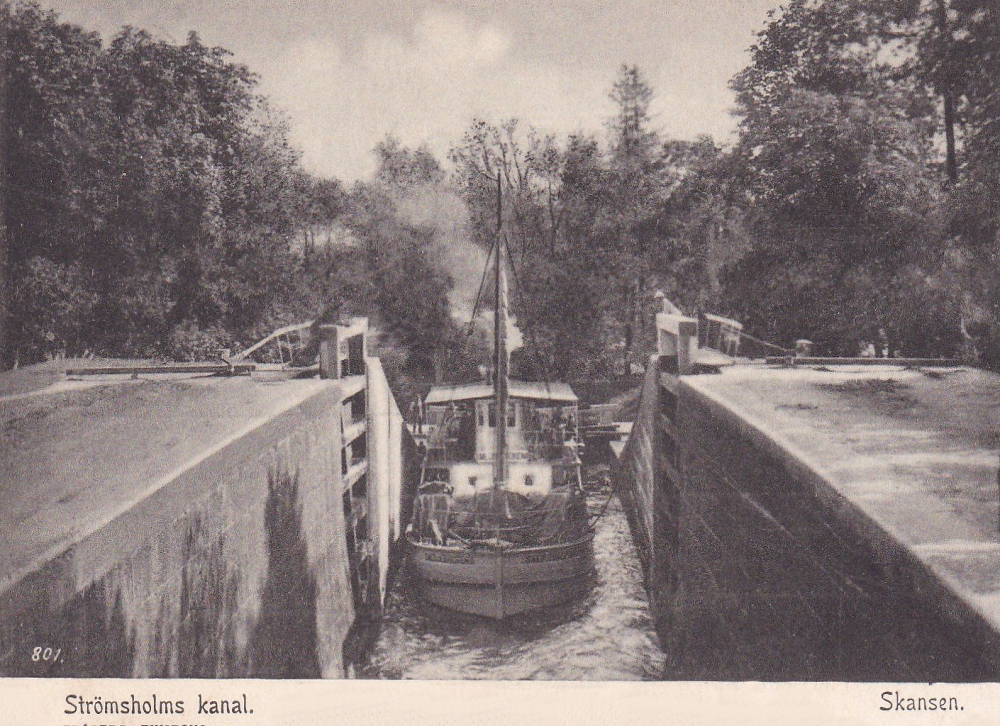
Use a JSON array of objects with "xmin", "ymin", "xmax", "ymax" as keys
[
  {"xmin": 466, "ymin": 238, "xmax": 497, "ymax": 337},
  {"xmin": 588, "ymin": 475, "xmax": 618, "ymax": 528},
  {"xmin": 502, "ymin": 233, "xmax": 555, "ymax": 399}
]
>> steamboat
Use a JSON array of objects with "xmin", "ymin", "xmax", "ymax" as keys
[{"xmin": 405, "ymin": 178, "xmax": 595, "ymax": 619}]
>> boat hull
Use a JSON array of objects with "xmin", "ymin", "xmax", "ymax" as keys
[{"xmin": 407, "ymin": 535, "xmax": 595, "ymax": 619}]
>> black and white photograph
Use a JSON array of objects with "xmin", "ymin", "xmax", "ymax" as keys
[{"xmin": 1, "ymin": 0, "xmax": 999, "ymax": 721}]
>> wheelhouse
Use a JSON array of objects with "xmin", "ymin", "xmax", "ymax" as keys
[{"xmin": 416, "ymin": 381, "xmax": 581, "ymax": 499}]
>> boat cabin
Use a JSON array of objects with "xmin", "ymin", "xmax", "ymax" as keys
[{"xmin": 417, "ymin": 381, "xmax": 580, "ymax": 499}]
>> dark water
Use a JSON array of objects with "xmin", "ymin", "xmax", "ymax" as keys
[{"xmin": 359, "ymin": 480, "xmax": 665, "ymax": 680}]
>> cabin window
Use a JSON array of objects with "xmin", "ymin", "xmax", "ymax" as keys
[
  {"xmin": 469, "ymin": 476, "xmax": 478, "ymax": 488},
  {"xmin": 484, "ymin": 403, "xmax": 517, "ymax": 427},
  {"xmin": 478, "ymin": 405, "xmax": 485, "ymax": 427},
  {"xmin": 524, "ymin": 474, "xmax": 534, "ymax": 488}
]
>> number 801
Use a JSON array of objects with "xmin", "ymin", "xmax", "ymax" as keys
[{"xmin": 32, "ymin": 647, "xmax": 61, "ymax": 662}]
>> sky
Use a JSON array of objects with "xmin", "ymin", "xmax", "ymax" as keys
[{"xmin": 44, "ymin": 0, "xmax": 783, "ymax": 182}]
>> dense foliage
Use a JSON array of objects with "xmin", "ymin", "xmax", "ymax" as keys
[
  {"xmin": 450, "ymin": 0, "xmax": 1000, "ymax": 370},
  {"xmin": 5, "ymin": 0, "xmax": 1000, "ymax": 388},
  {"xmin": 2, "ymin": 3, "xmax": 305, "ymax": 362},
  {"xmin": 0, "ymin": 1, "xmax": 458, "ymax": 391},
  {"xmin": 721, "ymin": 0, "xmax": 1000, "ymax": 361}
]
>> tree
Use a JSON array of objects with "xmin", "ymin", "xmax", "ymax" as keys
[
  {"xmin": 723, "ymin": 0, "xmax": 960, "ymax": 356},
  {"xmin": 339, "ymin": 140, "xmax": 460, "ymax": 390},
  {"xmin": 1, "ymin": 1, "xmax": 103, "ymax": 361},
  {"xmin": 608, "ymin": 65, "xmax": 660, "ymax": 175},
  {"xmin": 449, "ymin": 119, "xmax": 613, "ymax": 379},
  {"xmin": 939, "ymin": 1, "xmax": 1000, "ymax": 364},
  {"xmin": 655, "ymin": 138, "xmax": 752, "ymax": 313},
  {"xmin": 373, "ymin": 135, "xmax": 445, "ymax": 190},
  {"xmin": 1, "ymin": 3, "xmax": 313, "ymax": 363},
  {"xmin": 604, "ymin": 65, "xmax": 670, "ymax": 375}
]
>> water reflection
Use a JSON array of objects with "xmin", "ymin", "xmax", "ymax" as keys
[{"xmin": 360, "ymin": 486, "xmax": 665, "ymax": 680}]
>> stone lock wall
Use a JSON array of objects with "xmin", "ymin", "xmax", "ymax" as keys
[
  {"xmin": 612, "ymin": 357, "xmax": 677, "ymax": 629},
  {"xmin": 614, "ymin": 357, "xmax": 999, "ymax": 680},
  {"xmin": 669, "ymin": 384, "xmax": 995, "ymax": 680},
  {"xmin": 0, "ymin": 357, "xmax": 417, "ymax": 679},
  {"xmin": 0, "ymin": 386, "xmax": 355, "ymax": 678}
]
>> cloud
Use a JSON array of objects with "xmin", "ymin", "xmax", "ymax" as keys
[
  {"xmin": 259, "ymin": 7, "xmax": 606, "ymax": 181},
  {"xmin": 43, "ymin": 0, "xmax": 778, "ymax": 182},
  {"xmin": 411, "ymin": 10, "xmax": 512, "ymax": 67}
]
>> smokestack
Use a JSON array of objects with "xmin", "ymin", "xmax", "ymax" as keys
[{"xmin": 434, "ymin": 349, "xmax": 444, "ymax": 384}]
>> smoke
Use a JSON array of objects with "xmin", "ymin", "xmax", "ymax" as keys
[
  {"xmin": 393, "ymin": 184, "xmax": 524, "ymax": 352},
  {"xmin": 478, "ymin": 311, "xmax": 525, "ymax": 353},
  {"xmin": 394, "ymin": 186, "xmax": 482, "ymax": 321}
]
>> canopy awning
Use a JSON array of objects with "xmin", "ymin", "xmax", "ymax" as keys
[{"xmin": 424, "ymin": 380, "xmax": 577, "ymax": 405}]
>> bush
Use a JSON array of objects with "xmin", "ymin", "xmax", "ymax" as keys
[
  {"xmin": 165, "ymin": 323, "xmax": 239, "ymax": 362},
  {"xmin": 14, "ymin": 257, "xmax": 99, "ymax": 360}
]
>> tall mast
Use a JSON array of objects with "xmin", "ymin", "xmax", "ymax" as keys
[{"xmin": 493, "ymin": 172, "xmax": 509, "ymax": 490}]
